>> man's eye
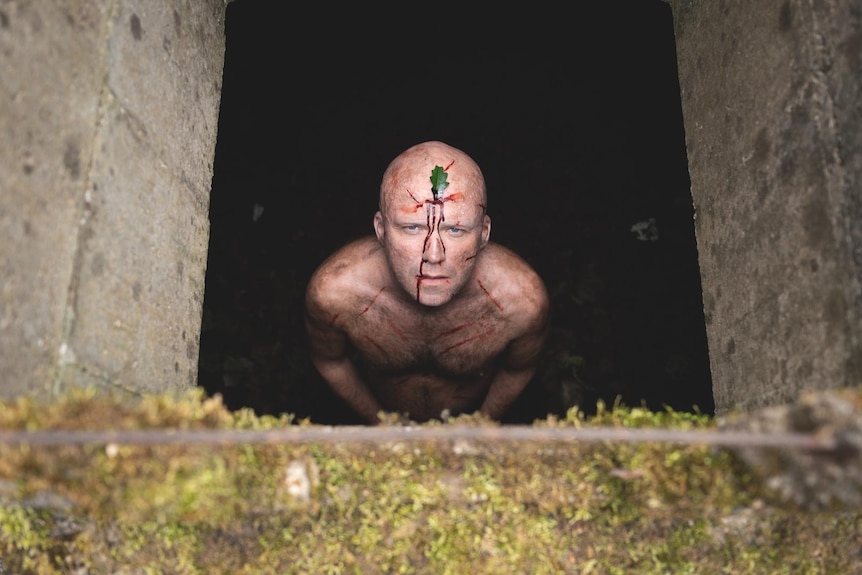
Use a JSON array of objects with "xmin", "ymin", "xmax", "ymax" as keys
[
  {"xmin": 448, "ymin": 227, "xmax": 464, "ymax": 235},
  {"xmin": 402, "ymin": 225, "xmax": 422, "ymax": 233}
]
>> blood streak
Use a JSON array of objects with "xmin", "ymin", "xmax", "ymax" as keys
[
  {"xmin": 363, "ymin": 335, "xmax": 386, "ymax": 354},
  {"xmin": 401, "ymin": 189, "xmax": 425, "ymax": 213},
  {"xmin": 358, "ymin": 286, "xmax": 386, "ymax": 316},
  {"xmin": 421, "ymin": 200, "xmax": 445, "ymax": 256},
  {"xmin": 477, "ymin": 279, "xmax": 504, "ymax": 311},
  {"xmin": 441, "ymin": 329, "xmax": 497, "ymax": 354},
  {"xmin": 438, "ymin": 322, "xmax": 470, "ymax": 337},
  {"xmin": 416, "ymin": 198, "xmax": 446, "ymax": 301},
  {"xmin": 386, "ymin": 318, "xmax": 406, "ymax": 339}
]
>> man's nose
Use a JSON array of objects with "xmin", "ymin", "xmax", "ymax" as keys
[{"xmin": 423, "ymin": 233, "xmax": 445, "ymax": 264}]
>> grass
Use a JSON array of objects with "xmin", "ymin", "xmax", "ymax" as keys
[{"xmin": 0, "ymin": 388, "xmax": 859, "ymax": 574}]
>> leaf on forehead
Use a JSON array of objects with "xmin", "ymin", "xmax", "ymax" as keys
[{"xmin": 430, "ymin": 165, "xmax": 449, "ymax": 199}]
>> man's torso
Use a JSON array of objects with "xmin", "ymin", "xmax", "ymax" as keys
[{"xmin": 328, "ymin": 238, "xmax": 526, "ymax": 419}]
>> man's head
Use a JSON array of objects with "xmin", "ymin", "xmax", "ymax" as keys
[{"xmin": 374, "ymin": 141, "xmax": 491, "ymax": 307}]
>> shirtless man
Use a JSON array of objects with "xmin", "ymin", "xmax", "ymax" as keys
[{"xmin": 305, "ymin": 141, "xmax": 549, "ymax": 424}]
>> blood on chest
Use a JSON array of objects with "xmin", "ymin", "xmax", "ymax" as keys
[{"xmin": 348, "ymin": 306, "xmax": 508, "ymax": 376}]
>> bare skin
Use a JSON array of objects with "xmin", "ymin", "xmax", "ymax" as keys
[{"xmin": 305, "ymin": 141, "xmax": 549, "ymax": 424}]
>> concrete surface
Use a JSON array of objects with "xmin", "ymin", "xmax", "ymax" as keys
[
  {"xmin": 670, "ymin": 0, "xmax": 862, "ymax": 413},
  {"xmin": 0, "ymin": 1, "xmax": 225, "ymax": 399}
]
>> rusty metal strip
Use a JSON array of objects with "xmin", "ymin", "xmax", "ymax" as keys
[{"xmin": 0, "ymin": 426, "xmax": 839, "ymax": 451}]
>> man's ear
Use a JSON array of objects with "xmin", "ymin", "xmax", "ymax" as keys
[
  {"xmin": 373, "ymin": 211, "xmax": 385, "ymax": 242},
  {"xmin": 480, "ymin": 215, "xmax": 491, "ymax": 247}
]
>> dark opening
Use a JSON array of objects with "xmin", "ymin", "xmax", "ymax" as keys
[{"xmin": 199, "ymin": 1, "xmax": 714, "ymax": 424}]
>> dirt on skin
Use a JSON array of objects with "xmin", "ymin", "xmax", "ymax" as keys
[{"xmin": 0, "ymin": 387, "xmax": 860, "ymax": 574}]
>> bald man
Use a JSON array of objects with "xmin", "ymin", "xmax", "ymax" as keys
[{"xmin": 305, "ymin": 141, "xmax": 549, "ymax": 424}]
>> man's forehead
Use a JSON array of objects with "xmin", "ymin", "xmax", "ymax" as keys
[
  {"xmin": 389, "ymin": 169, "xmax": 480, "ymax": 196},
  {"xmin": 384, "ymin": 153, "xmax": 484, "ymax": 201},
  {"xmin": 386, "ymin": 187, "xmax": 483, "ymax": 214}
]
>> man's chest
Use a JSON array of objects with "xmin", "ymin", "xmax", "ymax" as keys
[{"xmin": 342, "ymin": 299, "xmax": 511, "ymax": 375}]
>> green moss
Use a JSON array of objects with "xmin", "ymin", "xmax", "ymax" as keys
[{"xmin": 0, "ymin": 388, "xmax": 859, "ymax": 574}]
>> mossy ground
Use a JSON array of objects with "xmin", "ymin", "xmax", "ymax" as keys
[{"xmin": 0, "ymin": 389, "xmax": 859, "ymax": 574}]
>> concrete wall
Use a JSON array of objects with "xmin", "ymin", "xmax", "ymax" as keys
[
  {"xmin": 669, "ymin": 0, "xmax": 862, "ymax": 413},
  {"xmin": 0, "ymin": 1, "xmax": 225, "ymax": 399}
]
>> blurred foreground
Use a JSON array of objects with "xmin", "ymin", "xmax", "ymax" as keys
[{"xmin": 0, "ymin": 387, "xmax": 860, "ymax": 574}]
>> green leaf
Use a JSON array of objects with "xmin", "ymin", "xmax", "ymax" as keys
[{"xmin": 430, "ymin": 166, "xmax": 449, "ymax": 199}]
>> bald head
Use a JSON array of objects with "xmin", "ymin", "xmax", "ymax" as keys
[{"xmin": 379, "ymin": 141, "xmax": 487, "ymax": 213}]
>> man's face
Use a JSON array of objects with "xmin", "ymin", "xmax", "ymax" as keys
[{"xmin": 374, "ymin": 168, "xmax": 491, "ymax": 307}]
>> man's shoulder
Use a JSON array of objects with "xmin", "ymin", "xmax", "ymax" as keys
[
  {"xmin": 306, "ymin": 236, "xmax": 385, "ymax": 305},
  {"xmin": 313, "ymin": 236, "xmax": 382, "ymax": 274},
  {"xmin": 478, "ymin": 243, "xmax": 549, "ymax": 319},
  {"xmin": 480, "ymin": 243, "xmax": 545, "ymax": 288}
]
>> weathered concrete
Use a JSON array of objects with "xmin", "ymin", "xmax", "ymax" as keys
[
  {"xmin": 0, "ymin": 1, "xmax": 225, "ymax": 399},
  {"xmin": 669, "ymin": 0, "xmax": 862, "ymax": 413}
]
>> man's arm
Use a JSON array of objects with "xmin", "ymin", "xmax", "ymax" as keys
[
  {"xmin": 479, "ymin": 281, "xmax": 550, "ymax": 420},
  {"xmin": 478, "ymin": 369, "xmax": 534, "ymax": 419},
  {"xmin": 305, "ymin": 291, "xmax": 385, "ymax": 425}
]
